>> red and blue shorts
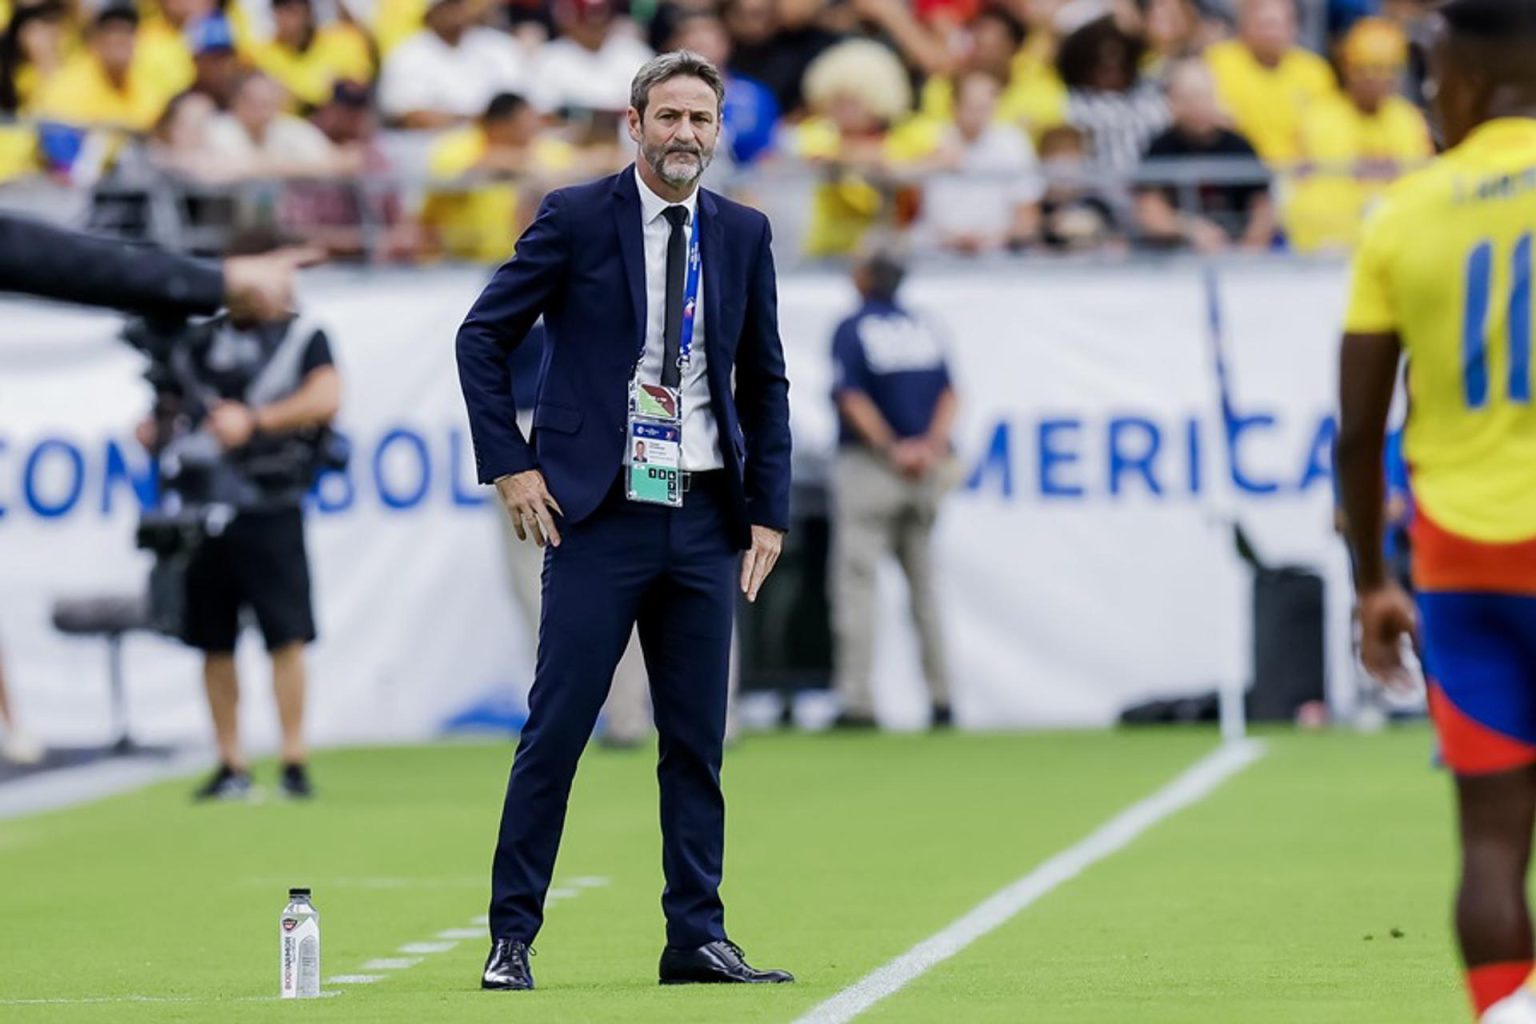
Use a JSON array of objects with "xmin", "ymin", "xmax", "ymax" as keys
[{"xmin": 1414, "ymin": 513, "xmax": 1536, "ymax": 777}]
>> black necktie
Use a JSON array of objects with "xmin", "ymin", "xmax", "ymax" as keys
[{"xmin": 661, "ymin": 204, "xmax": 690, "ymax": 389}]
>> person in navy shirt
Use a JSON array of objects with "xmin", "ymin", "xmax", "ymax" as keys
[{"xmin": 829, "ymin": 244, "xmax": 958, "ymax": 730}]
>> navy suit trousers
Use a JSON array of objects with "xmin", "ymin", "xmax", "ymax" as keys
[{"xmin": 489, "ymin": 473, "xmax": 736, "ymax": 948}]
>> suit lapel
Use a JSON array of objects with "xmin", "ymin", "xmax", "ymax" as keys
[
  {"xmin": 699, "ymin": 188, "xmax": 725, "ymax": 365},
  {"xmin": 611, "ymin": 168, "xmax": 647, "ymax": 354}
]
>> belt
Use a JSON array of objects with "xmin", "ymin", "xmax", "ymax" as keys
[{"xmin": 680, "ymin": 470, "xmax": 725, "ymax": 492}]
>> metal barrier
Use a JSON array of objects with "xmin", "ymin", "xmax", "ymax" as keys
[{"xmin": 0, "ymin": 128, "xmax": 1409, "ymax": 268}]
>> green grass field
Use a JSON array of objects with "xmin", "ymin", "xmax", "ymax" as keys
[{"xmin": 0, "ymin": 728, "xmax": 1471, "ymax": 1022}]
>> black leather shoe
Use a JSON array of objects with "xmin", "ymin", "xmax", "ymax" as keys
[
  {"xmin": 481, "ymin": 939, "xmax": 534, "ymax": 990},
  {"xmin": 659, "ymin": 940, "xmax": 794, "ymax": 985}
]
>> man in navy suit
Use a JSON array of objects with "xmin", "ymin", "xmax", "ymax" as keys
[{"xmin": 457, "ymin": 50, "xmax": 793, "ymax": 990}]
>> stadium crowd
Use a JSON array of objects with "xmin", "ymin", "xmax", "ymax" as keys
[{"xmin": 0, "ymin": 0, "xmax": 1436, "ymax": 261}]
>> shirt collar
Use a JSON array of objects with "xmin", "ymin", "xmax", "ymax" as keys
[{"xmin": 634, "ymin": 164, "xmax": 699, "ymax": 226}]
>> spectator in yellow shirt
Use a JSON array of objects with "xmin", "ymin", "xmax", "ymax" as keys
[
  {"xmin": 917, "ymin": 4, "xmax": 1066, "ymax": 140},
  {"xmin": 31, "ymin": 5, "xmax": 167, "ymax": 131},
  {"xmin": 1203, "ymin": 0, "xmax": 1338, "ymax": 163},
  {"xmin": 248, "ymin": 0, "xmax": 374, "ymax": 112},
  {"xmin": 421, "ymin": 91, "xmax": 578, "ymax": 263},
  {"xmin": 1284, "ymin": 16, "xmax": 1431, "ymax": 253},
  {"xmin": 792, "ymin": 38, "xmax": 940, "ymax": 257},
  {"xmin": 0, "ymin": 0, "xmax": 72, "ymax": 114},
  {"xmin": 134, "ymin": 0, "xmax": 209, "ymax": 103}
]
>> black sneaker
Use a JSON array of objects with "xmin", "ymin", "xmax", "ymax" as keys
[
  {"xmin": 193, "ymin": 764, "xmax": 253, "ymax": 802},
  {"xmin": 279, "ymin": 763, "xmax": 314, "ymax": 799},
  {"xmin": 931, "ymin": 705, "xmax": 954, "ymax": 729}
]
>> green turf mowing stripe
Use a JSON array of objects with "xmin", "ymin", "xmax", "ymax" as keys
[
  {"xmin": 791, "ymin": 740, "xmax": 1265, "ymax": 1024},
  {"xmin": 0, "ymin": 730, "xmax": 1228, "ymax": 1022},
  {"xmin": 864, "ymin": 728, "xmax": 1467, "ymax": 1023}
]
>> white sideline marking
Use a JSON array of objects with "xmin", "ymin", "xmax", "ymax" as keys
[
  {"xmin": 790, "ymin": 740, "xmax": 1266, "ymax": 1024},
  {"xmin": 25, "ymin": 873, "xmax": 618, "ymax": 1006},
  {"xmin": 361, "ymin": 958, "xmax": 422, "ymax": 970},
  {"xmin": 470, "ymin": 914, "xmax": 489, "ymax": 926},
  {"xmin": 398, "ymin": 941, "xmax": 457, "ymax": 955},
  {"xmin": 547, "ymin": 887, "xmax": 578, "ymax": 899}
]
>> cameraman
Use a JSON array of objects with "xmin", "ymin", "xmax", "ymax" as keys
[
  {"xmin": 136, "ymin": 230, "xmax": 340, "ymax": 801},
  {"xmin": 0, "ymin": 218, "xmax": 315, "ymax": 765}
]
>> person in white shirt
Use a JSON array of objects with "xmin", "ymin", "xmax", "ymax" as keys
[
  {"xmin": 916, "ymin": 70, "xmax": 1045, "ymax": 255},
  {"xmin": 378, "ymin": 0, "xmax": 529, "ymax": 129},
  {"xmin": 529, "ymin": 0, "xmax": 652, "ymax": 115},
  {"xmin": 205, "ymin": 71, "xmax": 356, "ymax": 177}
]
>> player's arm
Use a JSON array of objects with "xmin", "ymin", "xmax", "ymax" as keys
[
  {"xmin": 1338, "ymin": 330, "xmax": 1398, "ymax": 591},
  {"xmin": 1337, "ymin": 329, "xmax": 1417, "ymax": 688}
]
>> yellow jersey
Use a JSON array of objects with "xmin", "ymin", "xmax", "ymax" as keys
[
  {"xmin": 421, "ymin": 129, "xmax": 577, "ymax": 264},
  {"xmin": 247, "ymin": 25, "xmax": 375, "ymax": 110},
  {"xmin": 1286, "ymin": 94, "xmax": 1432, "ymax": 252},
  {"xmin": 133, "ymin": 20, "xmax": 196, "ymax": 106},
  {"xmin": 28, "ymin": 53, "xmax": 166, "ymax": 131},
  {"xmin": 1345, "ymin": 118, "xmax": 1536, "ymax": 544},
  {"xmin": 917, "ymin": 55, "xmax": 1067, "ymax": 143},
  {"xmin": 1204, "ymin": 39, "xmax": 1338, "ymax": 163},
  {"xmin": 792, "ymin": 116, "xmax": 941, "ymax": 257},
  {"xmin": 372, "ymin": 0, "xmax": 427, "ymax": 56}
]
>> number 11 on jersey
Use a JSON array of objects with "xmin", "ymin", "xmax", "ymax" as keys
[{"xmin": 1464, "ymin": 233, "xmax": 1534, "ymax": 408}]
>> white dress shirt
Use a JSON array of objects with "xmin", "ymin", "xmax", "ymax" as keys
[{"xmin": 634, "ymin": 166, "xmax": 722, "ymax": 471}]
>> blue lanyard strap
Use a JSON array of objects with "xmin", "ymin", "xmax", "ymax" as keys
[
  {"xmin": 677, "ymin": 210, "xmax": 702, "ymax": 373},
  {"xmin": 636, "ymin": 210, "xmax": 702, "ymax": 376}
]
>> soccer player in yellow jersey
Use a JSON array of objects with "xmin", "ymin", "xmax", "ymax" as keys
[{"xmin": 1339, "ymin": 2, "xmax": 1536, "ymax": 1020}]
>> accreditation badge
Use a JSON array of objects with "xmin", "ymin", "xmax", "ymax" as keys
[{"xmin": 626, "ymin": 381, "xmax": 683, "ymax": 507}]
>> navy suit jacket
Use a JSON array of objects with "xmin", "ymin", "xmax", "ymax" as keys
[{"xmin": 456, "ymin": 167, "xmax": 792, "ymax": 550}]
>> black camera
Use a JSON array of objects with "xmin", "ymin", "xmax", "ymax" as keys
[{"xmin": 122, "ymin": 315, "xmax": 348, "ymax": 636}]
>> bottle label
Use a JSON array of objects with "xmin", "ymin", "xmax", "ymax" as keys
[{"xmin": 280, "ymin": 913, "xmax": 320, "ymax": 998}]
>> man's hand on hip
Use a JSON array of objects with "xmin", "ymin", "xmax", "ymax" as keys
[
  {"xmin": 496, "ymin": 470, "xmax": 564, "ymax": 548},
  {"xmin": 740, "ymin": 525, "xmax": 783, "ymax": 604}
]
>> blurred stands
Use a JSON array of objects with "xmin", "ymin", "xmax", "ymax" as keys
[{"xmin": 0, "ymin": 0, "xmax": 1436, "ymax": 265}]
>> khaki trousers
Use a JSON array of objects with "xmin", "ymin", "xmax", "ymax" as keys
[{"xmin": 831, "ymin": 448, "xmax": 954, "ymax": 718}]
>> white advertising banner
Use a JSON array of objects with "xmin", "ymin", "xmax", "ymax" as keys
[{"xmin": 0, "ymin": 262, "xmax": 1355, "ymax": 747}]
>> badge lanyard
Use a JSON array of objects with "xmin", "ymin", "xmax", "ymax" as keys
[
  {"xmin": 626, "ymin": 209, "xmax": 701, "ymax": 508},
  {"xmin": 632, "ymin": 211, "xmax": 702, "ymax": 377}
]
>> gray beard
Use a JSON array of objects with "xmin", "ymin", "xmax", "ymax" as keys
[{"xmin": 646, "ymin": 146, "xmax": 713, "ymax": 188}]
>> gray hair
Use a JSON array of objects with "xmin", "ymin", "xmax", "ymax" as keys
[{"xmin": 629, "ymin": 50, "xmax": 726, "ymax": 118}]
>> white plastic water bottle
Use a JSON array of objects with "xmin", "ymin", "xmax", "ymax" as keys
[{"xmin": 279, "ymin": 888, "xmax": 321, "ymax": 999}]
